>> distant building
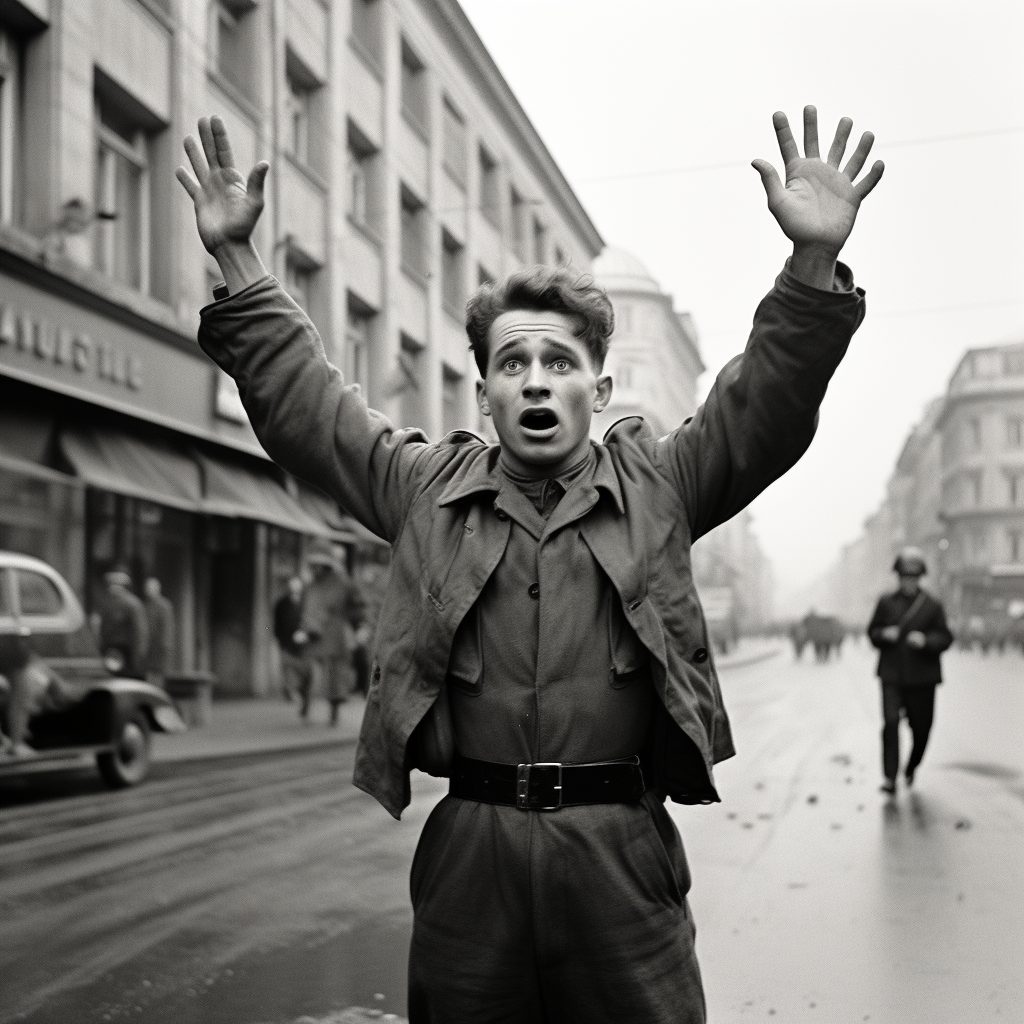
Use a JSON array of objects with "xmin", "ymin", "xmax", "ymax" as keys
[
  {"xmin": 808, "ymin": 341, "xmax": 1024, "ymax": 639},
  {"xmin": 591, "ymin": 245, "xmax": 773, "ymax": 632},
  {"xmin": 0, "ymin": 0, "xmax": 601, "ymax": 694}
]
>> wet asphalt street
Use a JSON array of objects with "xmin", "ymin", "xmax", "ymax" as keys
[{"xmin": 1, "ymin": 642, "xmax": 1021, "ymax": 1024}]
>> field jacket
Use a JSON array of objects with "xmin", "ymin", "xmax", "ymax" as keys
[
  {"xmin": 198, "ymin": 262, "xmax": 865, "ymax": 819},
  {"xmin": 868, "ymin": 588, "xmax": 953, "ymax": 686}
]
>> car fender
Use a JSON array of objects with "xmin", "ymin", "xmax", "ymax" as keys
[{"xmin": 93, "ymin": 679, "xmax": 188, "ymax": 734}]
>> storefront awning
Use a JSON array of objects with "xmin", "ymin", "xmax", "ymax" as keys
[
  {"xmin": 296, "ymin": 484, "xmax": 389, "ymax": 547},
  {"xmin": 195, "ymin": 451, "xmax": 330, "ymax": 537},
  {"xmin": 60, "ymin": 427, "xmax": 203, "ymax": 512}
]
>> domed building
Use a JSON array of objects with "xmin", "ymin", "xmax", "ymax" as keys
[{"xmin": 590, "ymin": 247, "xmax": 704, "ymax": 440}]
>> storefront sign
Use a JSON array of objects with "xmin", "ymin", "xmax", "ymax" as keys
[{"xmin": 0, "ymin": 302, "xmax": 144, "ymax": 390}]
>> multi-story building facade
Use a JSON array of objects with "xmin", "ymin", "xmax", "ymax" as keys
[
  {"xmin": 808, "ymin": 341, "xmax": 1024, "ymax": 639},
  {"xmin": 0, "ymin": 0, "xmax": 602, "ymax": 694},
  {"xmin": 937, "ymin": 342, "xmax": 1024, "ymax": 634},
  {"xmin": 588, "ymin": 246, "xmax": 774, "ymax": 633}
]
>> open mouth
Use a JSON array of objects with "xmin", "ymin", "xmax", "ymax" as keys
[{"xmin": 519, "ymin": 408, "xmax": 559, "ymax": 433}]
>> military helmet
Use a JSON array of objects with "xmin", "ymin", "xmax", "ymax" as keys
[{"xmin": 892, "ymin": 546, "xmax": 927, "ymax": 577}]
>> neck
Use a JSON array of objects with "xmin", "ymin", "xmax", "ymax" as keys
[{"xmin": 499, "ymin": 446, "xmax": 592, "ymax": 483}]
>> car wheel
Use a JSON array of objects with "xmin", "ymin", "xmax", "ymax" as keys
[{"xmin": 97, "ymin": 711, "xmax": 152, "ymax": 788}]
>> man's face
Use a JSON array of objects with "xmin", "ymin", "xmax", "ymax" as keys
[
  {"xmin": 476, "ymin": 309, "xmax": 611, "ymax": 478},
  {"xmin": 898, "ymin": 573, "xmax": 922, "ymax": 597}
]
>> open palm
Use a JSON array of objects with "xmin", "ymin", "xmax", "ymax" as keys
[
  {"xmin": 176, "ymin": 116, "xmax": 268, "ymax": 256},
  {"xmin": 753, "ymin": 107, "xmax": 884, "ymax": 256}
]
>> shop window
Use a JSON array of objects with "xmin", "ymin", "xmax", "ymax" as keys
[
  {"xmin": 441, "ymin": 229, "xmax": 464, "ymax": 318},
  {"xmin": 347, "ymin": 120, "xmax": 380, "ymax": 234},
  {"xmin": 208, "ymin": 0, "xmax": 257, "ymax": 97},
  {"xmin": 94, "ymin": 84, "xmax": 164, "ymax": 295},
  {"xmin": 346, "ymin": 293, "xmax": 376, "ymax": 392},
  {"xmin": 442, "ymin": 365, "xmax": 463, "ymax": 435},
  {"xmin": 442, "ymin": 96, "xmax": 467, "ymax": 186},
  {"xmin": 400, "ymin": 182, "xmax": 426, "ymax": 280},
  {"xmin": 509, "ymin": 185, "xmax": 528, "ymax": 259},
  {"xmin": 284, "ymin": 254, "xmax": 317, "ymax": 313},
  {"xmin": 350, "ymin": 0, "xmax": 383, "ymax": 68},
  {"xmin": 0, "ymin": 27, "xmax": 23, "ymax": 226},
  {"xmin": 400, "ymin": 37, "xmax": 427, "ymax": 135},
  {"xmin": 478, "ymin": 144, "xmax": 499, "ymax": 226}
]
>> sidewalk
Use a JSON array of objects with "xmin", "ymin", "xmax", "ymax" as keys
[
  {"xmin": 714, "ymin": 635, "xmax": 784, "ymax": 670},
  {"xmin": 152, "ymin": 692, "xmax": 365, "ymax": 763}
]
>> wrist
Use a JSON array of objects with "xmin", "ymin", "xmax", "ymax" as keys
[
  {"xmin": 211, "ymin": 239, "xmax": 268, "ymax": 296},
  {"xmin": 789, "ymin": 244, "xmax": 840, "ymax": 291}
]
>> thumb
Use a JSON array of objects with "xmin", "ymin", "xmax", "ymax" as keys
[
  {"xmin": 751, "ymin": 159, "xmax": 784, "ymax": 205},
  {"xmin": 247, "ymin": 161, "xmax": 270, "ymax": 202}
]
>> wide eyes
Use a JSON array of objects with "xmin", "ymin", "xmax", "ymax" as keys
[
  {"xmin": 501, "ymin": 357, "xmax": 572, "ymax": 373},
  {"xmin": 552, "ymin": 359, "xmax": 570, "ymax": 371},
  {"xmin": 503, "ymin": 359, "xmax": 523, "ymax": 373}
]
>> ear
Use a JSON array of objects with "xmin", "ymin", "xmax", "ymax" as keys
[
  {"xmin": 593, "ymin": 374, "xmax": 613, "ymax": 414},
  {"xmin": 475, "ymin": 379, "xmax": 490, "ymax": 417}
]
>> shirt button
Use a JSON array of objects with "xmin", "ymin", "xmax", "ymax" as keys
[
  {"xmin": 692, "ymin": 647, "xmax": 709, "ymax": 664},
  {"xmin": 495, "ymin": 508, "xmax": 509, "ymax": 521},
  {"xmin": 528, "ymin": 583, "xmax": 540, "ymax": 599}
]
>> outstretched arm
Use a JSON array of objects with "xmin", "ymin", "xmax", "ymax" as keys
[
  {"xmin": 752, "ymin": 105, "xmax": 884, "ymax": 289},
  {"xmin": 175, "ymin": 116, "xmax": 270, "ymax": 294}
]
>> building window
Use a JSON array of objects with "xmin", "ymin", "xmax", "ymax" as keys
[
  {"xmin": 479, "ymin": 145, "xmax": 499, "ymax": 226},
  {"xmin": 94, "ymin": 89, "xmax": 159, "ymax": 293},
  {"xmin": 1007, "ymin": 472, "xmax": 1024, "ymax": 507},
  {"xmin": 285, "ymin": 48, "xmax": 322, "ymax": 170},
  {"xmin": 441, "ymin": 230, "xmax": 464, "ymax": 317},
  {"xmin": 968, "ymin": 472, "xmax": 982, "ymax": 506},
  {"xmin": 442, "ymin": 365, "xmax": 463, "ymax": 434},
  {"xmin": 967, "ymin": 417, "xmax": 982, "ymax": 451},
  {"xmin": 0, "ymin": 27, "xmax": 23, "ymax": 226},
  {"xmin": 346, "ymin": 295, "xmax": 375, "ymax": 392},
  {"xmin": 400, "ymin": 183, "xmax": 426, "ymax": 279},
  {"xmin": 509, "ymin": 186, "xmax": 528, "ymax": 259},
  {"xmin": 971, "ymin": 529, "xmax": 987, "ymax": 561},
  {"xmin": 442, "ymin": 96, "xmax": 467, "ymax": 186},
  {"xmin": 347, "ymin": 121, "xmax": 380, "ymax": 234},
  {"xmin": 1007, "ymin": 416, "xmax": 1023, "ymax": 448},
  {"xmin": 532, "ymin": 216, "xmax": 546, "ymax": 264},
  {"xmin": 350, "ymin": 0, "xmax": 383, "ymax": 69},
  {"xmin": 208, "ymin": 0, "xmax": 257, "ymax": 96},
  {"xmin": 399, "ymin": 334, "xmax": 424, "ymax": 427},
  {"xmin": 284, "ymin": 254, "xmax": 317, "ymax": 313},
  {"xmin": 400, "ymin": 38, "xmax": 427, "ymax": 134},
  {"xmin": 1004, "ymin": 350, "xmax": 1024, "ymax": 377},
  {"xmin": 1010, "ymin": 529, "xmax": 1023, "ymax": 563}
]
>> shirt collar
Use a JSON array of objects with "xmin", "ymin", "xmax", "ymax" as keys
[{"xmin": 437, "ymin": 442, "xmax": 624, "ymax": 514}]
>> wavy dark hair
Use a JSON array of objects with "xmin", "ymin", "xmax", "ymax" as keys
[{"xmin": 465, "ymin": 265, "xmax": 615, "ymax": 378}]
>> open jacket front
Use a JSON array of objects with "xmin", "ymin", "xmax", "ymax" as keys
[{"xmin": 198, "ymin": 264, "xmax": 865, "ymax": 819}]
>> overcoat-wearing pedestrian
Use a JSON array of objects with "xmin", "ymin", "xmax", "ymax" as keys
[
  {"xmin": 198, "ymin": 262, "xmax": 865, "ymax": 819},
  {"xmin": 867, "ymin": 589, "xmax": 953, "ymax": 686}
]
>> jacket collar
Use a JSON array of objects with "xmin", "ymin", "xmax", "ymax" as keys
[{"xmin": 438, "ymin": 442, "xmax": 624, "ymax": 515}]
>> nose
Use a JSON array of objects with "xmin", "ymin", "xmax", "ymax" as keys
[{"xmin": 522, "ymin": 360, "xmax": 550, "ymax": 399}]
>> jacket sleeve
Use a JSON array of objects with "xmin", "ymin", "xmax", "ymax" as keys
[
  {"xmin": 198, "ymin": 277, "xmax": 431, "ymax": 543},
  {"xmin": 659, "ymin": 262, "xmax": 865, "ymax": 541},
  {"xmin": 867, "ymin": 597, "xmax": 895, "ymax": 649}
]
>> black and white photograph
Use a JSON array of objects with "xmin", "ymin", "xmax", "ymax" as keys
[{"xmin": 1, "ymin": 1, "xmax": 1022, "ymax": 1022}]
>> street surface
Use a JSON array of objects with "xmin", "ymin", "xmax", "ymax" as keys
[{"xmin": 1, "ymin": 642, "xmax": 1021, "ymax": 1023}]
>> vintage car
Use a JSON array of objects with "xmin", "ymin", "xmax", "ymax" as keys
[{"xmin": 0, "ymin": 551, "xmax": 185, "ymax": 788}]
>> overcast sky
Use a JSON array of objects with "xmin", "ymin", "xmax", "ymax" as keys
[{"xmin": 459, "ymin": 0, "xmax": 1024, "ymax": 608}]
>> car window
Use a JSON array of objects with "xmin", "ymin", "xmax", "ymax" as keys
[
  {"xmin": 0, "ymin": 568, "xmax": 14, "ymax": 620},
  {"xmin": 18, "ymin": 570, "xmax": 64, "ymax": 616}
]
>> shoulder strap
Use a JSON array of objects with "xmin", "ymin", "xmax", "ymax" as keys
[{"xmin": 897, "ymin": 591, "xmax": 928, "ymax": 634}]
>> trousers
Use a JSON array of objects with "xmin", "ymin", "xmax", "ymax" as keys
[
  {"xmin": 407, "ymin": 791, "xmax": 705, "ymax": 1023},
  {"xmin": 881, "ymin": 683, "xmax": 937, "ymax": 782}
]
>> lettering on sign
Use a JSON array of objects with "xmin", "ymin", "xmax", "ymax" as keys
[{"xmin": 0, "ymin": 302, "xmax": 143, "ymax": 391}]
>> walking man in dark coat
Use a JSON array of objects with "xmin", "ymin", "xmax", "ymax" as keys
[
  {"xmin": 867, "ymin": 546, "xmax": 954, "ymax": 794},
  {"xmin": 177, "ymin": 105, "xmax": 883, "ymax": 1023},
  {"xmin": 273, "ymin": 575, "xmax": 313, "ymax": 713}
]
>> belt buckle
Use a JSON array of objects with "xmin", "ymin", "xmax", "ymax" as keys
[{"xmin": 516, "ymin": 762, "xmax": 563, "ymax": 811}]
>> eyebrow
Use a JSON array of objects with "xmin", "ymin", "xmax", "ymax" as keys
[{"xmin": 493, "ymin": 336, "xmax": 581, "ymax": 360}]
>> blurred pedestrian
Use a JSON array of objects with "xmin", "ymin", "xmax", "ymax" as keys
[
  {"xmin": 303, "ymin": 545, "xmax": 365, "ymax": 725},
  {"xmin": 273, "ymin": 576, "xmax": 314, "ymax": 715},
  {"xmin": 95, "ymin": 568, "xmax": 149, "ymax": 679},
  {"xmin": 867, "ymin": 547, "xmax": 953, "ymax": 795},
  {"xmin": 143, "ymin": 577, "xmax": 175, "ymax": 687}
]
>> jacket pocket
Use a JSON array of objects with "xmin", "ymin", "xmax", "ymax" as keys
[
  {"xmin": 446, "ymin": 602, "xmax": 483, "ymax": 697},
  {"xmin": 609, "ymin": 595, "xmax": 649, "ymax": 689}
]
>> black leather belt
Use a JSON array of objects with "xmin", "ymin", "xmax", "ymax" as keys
[{"xmin": 449, "ymin": 753, "xmax": 645, "ymax": 810}]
